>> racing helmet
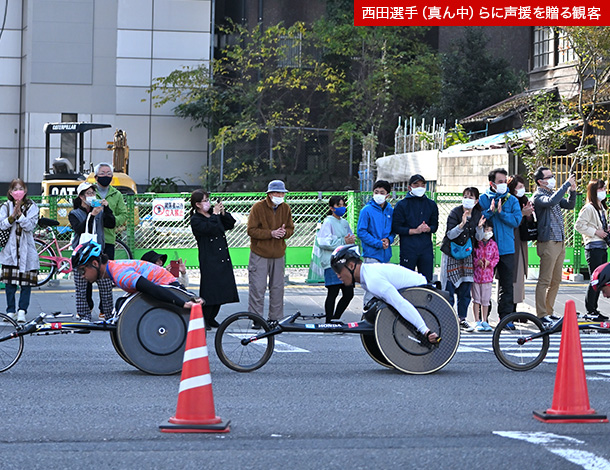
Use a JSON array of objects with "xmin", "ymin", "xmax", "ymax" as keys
[
  {"xmin": 591, "ymin": 262, "xmax": 610, "ymax": 291},
  {"xmin": 71, "ymin": 240, "xmax": 103, "ymax": 269},
  {"xmin": 330, "ymin": 244, "xmax": 361, "ymax": 274}
]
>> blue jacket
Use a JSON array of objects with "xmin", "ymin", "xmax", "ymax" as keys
[
  {"xmin": 478, "ymin": 189, "xmax": 522, "ymax": 255},
  {"xmin": 357, "ymin": 199, "xmax": 395, "ymax": 263},
  {"xmin": 392, "ymin": 193, "xmax": 439, "ymax": 253}
]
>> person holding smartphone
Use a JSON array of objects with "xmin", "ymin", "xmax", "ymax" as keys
[
  {"xmin": 189, "ymin": 190, "xmax": 239, "ymax": 329},
  {"xmin": 141, "ymin": 250, "xmax": 189, "ymax": 288},
  {"xmin": 69, "ymin": 182, "xmax": 115, "ymax": 321}
]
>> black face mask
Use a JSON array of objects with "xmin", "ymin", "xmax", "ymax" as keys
[{"xmin": 97, "ymin": 176, "xmax": 112, "ymax": 187}]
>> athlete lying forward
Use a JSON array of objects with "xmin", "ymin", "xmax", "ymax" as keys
[
  {"xmin": 330, "ymin": 245, "xmax": 440, "ymax": 343},
  {"xmin": 71, "ymin": 241, "xmax": 203, "ymax": 312}
]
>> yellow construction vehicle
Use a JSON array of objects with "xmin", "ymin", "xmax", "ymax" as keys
[{"xmin": 41, "ymin": 122, "xmax": 137, "ymax": 224}]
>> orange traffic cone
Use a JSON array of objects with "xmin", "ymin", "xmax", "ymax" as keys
[
  {"xmin": 160, "ymin": 303, "xmax": 230, "ymax": 433},
  {"xmin": 533, "ymin": 300, "xmax": 607, "ymax": 423}
]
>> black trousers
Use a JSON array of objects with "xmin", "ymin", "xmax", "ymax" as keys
[
  {"xmin": 399, "ymin": 248, "xmax": 434, "ymax": 283},
  {"xmin": 585, "ymin": 248, "xmax": 608, "ymax": 314},
  {"xmin": 324, "ymin": 284, "xmax": 354, "ymax": 323},
  {"xmin": 496, "ymin": 254, "xmax": 515, "ymax": 320}
]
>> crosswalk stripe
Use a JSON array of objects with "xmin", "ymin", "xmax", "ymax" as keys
[{"xmin": 459, "ymin": 334, "xmax": 610, "ymax": 375}]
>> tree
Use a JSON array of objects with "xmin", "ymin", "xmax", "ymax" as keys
[
  {"xmin": 556, "ymin": 27, "xmax": 610, "ymax": 151},
  {"xmin": 436, "ymin": 27, "xmax": 526, "ymax": 122}
]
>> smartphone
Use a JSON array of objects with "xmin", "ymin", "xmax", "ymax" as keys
[
  {"xmin": 169, "ymin": 260, "xmax": 180, "ymax": 277},
  {"xmin": 91, "ymin": 199, "xmax": 102, "ymax": 207}
]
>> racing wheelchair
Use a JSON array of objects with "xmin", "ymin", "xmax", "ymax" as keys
[
  {"xmin": 214, "ymin": 285, "xmax": 461, "ymax": 374},
  {"xmin": 0, "ymin": 286, "xmax": 195, "ymax": 375}
]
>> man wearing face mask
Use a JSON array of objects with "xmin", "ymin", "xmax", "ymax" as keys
[
  {"xmin": 357, "ymin": 180, "xmax": 396, "ymax": 305},
  {"xmin": 478, "ymin": 168, "xmax": 522, "ymax": 325},
  {"xmin": 94, "ymin": 163, "xmax": 127, "ymax": 262},
  {"xmin": 532, "ymin": 167, "xmax": 576, "ymax": 324},
  {"xmin": 392, "ymin": 174, "xmax": 438, "ymax": 282},
  {"xmin": 247, "ymin": 180, "xmax": 295, "ymax": 322}
]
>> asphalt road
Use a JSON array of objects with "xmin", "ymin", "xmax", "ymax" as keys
[{"xmin": 1, "ymin": 281, "xmax": 610, "ymax": 469}]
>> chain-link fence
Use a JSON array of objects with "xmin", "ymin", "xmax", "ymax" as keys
[{"xmin": 1, "ymin": 191, "xmax": 587, "ymax": 274}]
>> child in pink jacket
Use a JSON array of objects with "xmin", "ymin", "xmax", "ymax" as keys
[{"xmin": 472, "ymin": 221, "xmax": 500, "ymax": 331}]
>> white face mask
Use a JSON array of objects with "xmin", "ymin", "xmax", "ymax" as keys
[
  {"xmin": 483, "ymin": 231, "xmax": 493, "ymax": 241},
  {"xmin": 271, "ymin": 196, "xmax": 284, "ymax": 206},
  {"xmin": 598, "ymin": 191, "xmax": 606, "ymax": 201},
  {"xmin": 411, "ymin": 187, "xmax": 426, "ymax": 197},
  {"xmin": 546, "ymin": 178, "xmax": 556, "ymax": 190},
  {"xmin": 372, "ymin": 194, "xmax": 387, "ymax": 205},
  {"xmin": 515, "ymin": 187, "xmax": 526, "ymax": 198},
  {"xmin": 495, "ymin": 183, "xmax": 508, "ymax": 195},
  {"xmin": 462, "ymin": 198, "xmax": 476, "ymax": 210}
]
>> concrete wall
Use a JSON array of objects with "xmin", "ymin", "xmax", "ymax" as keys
[{"xmin": 437, "ymin": 149, "xmax": 510, "ymax": 193}]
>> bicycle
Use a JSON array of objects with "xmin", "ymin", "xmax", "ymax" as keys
[
  {"xmin": 214, "ymin": 285, "xmax": 461, "ymax": 375},
  {"xmin": 0, "ymin": 285, "xmax": 196, "ymax": 375},
  {"xmin": 492, "ymin": 311, "xmax": 610, "ymax": 371},
  {"xmin": 35, "ymin": 217, "xmax": 133, "ymax": 287}
]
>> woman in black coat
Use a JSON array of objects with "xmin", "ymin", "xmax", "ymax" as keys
[{"xmin": 189, "ymin": 189, "xmax": 239, "ymax": 329}]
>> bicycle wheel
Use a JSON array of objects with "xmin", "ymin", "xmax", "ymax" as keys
[
  {"xmin": 0, "ymin": 313, "xmax": 25, "ymax": 372},
  {"xmin": 493, "ymin": 312, "xmax": 550, "ymax": 371},
  {"xmin": 214, "ymin": 312, "xmax": 275, "ymax": 372},
  {"xmin": 114, "ymin": 239, "xmax": 133, "ymax": 260},
  {"xmin": 375, "ymin": 287, "xmax": 460, "ymax": 374},
  {"xmin": 35, "ymin": 238, "xmax": 58, "ymax": 287},
  {"xmin": 360, "ymin": 314, "xmax": 394, "ymax": 369}
]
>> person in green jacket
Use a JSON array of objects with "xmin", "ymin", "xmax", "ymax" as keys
[
  {"xmin": 94, "ymin": 162, "xmax": 128, "ymax": 261},
  {"xmin": 317, "ymin": 195, "xmax": 355, "ymax": 323}
]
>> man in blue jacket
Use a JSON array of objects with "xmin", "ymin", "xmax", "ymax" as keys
[
  {"xmin": 392, "ymin": 174, "xmax": 438, "ymax": 282},
  {"xmin": 478, "ymin": 168, "xmax": 522, "ymax": 323},
  {"xmin": 357, "ymin": 180, "xmax": 395, "ymax": 305}
]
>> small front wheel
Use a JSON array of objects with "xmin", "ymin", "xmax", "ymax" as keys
[
  {"xmin": 0, "ymin": 313, "xmax": 25, "ymax": 372},
  {"xmin": 215, "ymin": 312, "xmax": 275, "ymax": 372},
  {"xmin": 493, "ymin": 312, "xmax": 550, "ymax": 371}
]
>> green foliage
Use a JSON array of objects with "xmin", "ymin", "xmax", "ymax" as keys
[
  {"xmin": 509, "ymin": 93, "xmax": 573, "ymax": 179},
  {"xmin": 444, "ymin": 124, "xmax": 470, "ymax": 148},
  {"xmin": 436, "ymin": 27, "xmax": 526, "ymax": 122},
  {"xmin": 147, "ymin": 176, "xmax": 187, "ymax": 193}
]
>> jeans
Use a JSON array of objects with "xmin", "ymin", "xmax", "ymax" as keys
[
  {"xmin": 445, "ymin": 280, "xmax": 472, "ymax": 320},
  {"xmin": 5, "ymin": 284, "xmax": 32, "ymax": 313}
]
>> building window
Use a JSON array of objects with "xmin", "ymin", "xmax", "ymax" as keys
[
  {"xmin": 532, "ymin": 27, "xmax": 576, "ymax": 70},
  {"xmin": 557, "ymin": 31, "xmax": 576, "ymax": 64},
  {"xmin": 533, "ymin": 27, "xmax": 553, "ymax": 69}
]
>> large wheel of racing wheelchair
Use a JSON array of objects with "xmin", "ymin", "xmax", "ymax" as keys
[
  {"xmin": 373, "ymin": 286, "xmax": 460, "ymax": 374},
  {"xmin": 114, "ymin": 286, "xmax": 194, "ymax": 375},
  {"xmin": 360, "ymin": 310, "xmax": 394, "ymax": 369}
]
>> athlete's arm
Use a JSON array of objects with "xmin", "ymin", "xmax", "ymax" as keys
[{"xmin": 135, "ymin": 277, "xmax": 188, "ymax": 308}]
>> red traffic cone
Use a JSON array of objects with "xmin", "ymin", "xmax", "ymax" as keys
[
  {"xmin": 160, "ymin": 303, "xmax": 230, "ymax": 433},
  {"xmin": 533, "ymin": 300, "xmax": 607, "ymax": 423}
]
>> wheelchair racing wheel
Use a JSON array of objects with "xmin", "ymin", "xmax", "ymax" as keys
[
  {"xmin": 360, "ymin": 314, "xmax": 394, "ymax": 369},
  {"xmin": 374, "ymin": 287, "xmax": 460, "ymax": 374},
  {"xmin": 115, "ymin": 287, "xmax": 194, "ymax": 375}
]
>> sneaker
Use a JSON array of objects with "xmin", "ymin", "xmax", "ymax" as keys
[
  {"xmin": 594, "ymin": 313, "xmax": 610, "ymax": 321},
  {"xmin": 17, "ymin": 310, "xmax": 26, "ymax": 323},
  {"xmin": 474, "ymin": 321, "xmax": 485, "ymax": 332},
  {"xmin": 548, "ymin": 314, "xmax": 561, "ymax": 321},
  {"xmin": 482, "ymin": 321, "xmax": 493, "ymax": 332},
  {"xmin": 541, "ymin": 315, "xmax": 557, "ymax": 325},
  {"xmin": 7, "ymin": 312, "xmax": 17, "ymax": 322},
  {"xmin": 460, "ymin": 320, "xmax": 474, "ymax": 332},
  {"xmin": 207, "ymin": 318, "xmax": 220, "ymax": 328},
  {"xmin": 503, "ymin": 322, "xmax": 516, "ymax": 331}
]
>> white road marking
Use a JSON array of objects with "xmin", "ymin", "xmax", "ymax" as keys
[
  {"xmin": 494, "ymin": 431, "xmax": 610, "ymax": 470},
  {"xmin": 229, "ymin": 334, "xmax": 309, "ymax": 353}
]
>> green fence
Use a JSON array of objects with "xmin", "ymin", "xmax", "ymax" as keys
[{"xmin": 1, "ymin": 191, "xmax": 587, "ymax": 274}]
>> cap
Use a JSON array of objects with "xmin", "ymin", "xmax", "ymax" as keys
[
  {"xmin": 267, "ymin": 180, "xmax": 288, "ymax": 193},
  {"xmin": 141, "ymin": 250, "xmax": 168, "ymax": 265},
  {"xmin": 408, "ymin": 174, "xmax": 426, "ymax": 185},
  {"xmin": 77, "ymin": 181, "xmax": 96, "ymax": 195}
]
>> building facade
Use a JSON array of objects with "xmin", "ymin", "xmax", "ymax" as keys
[{"xmin": 0, "ymin": 0, "xmax": 213, "ymax": 192}]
